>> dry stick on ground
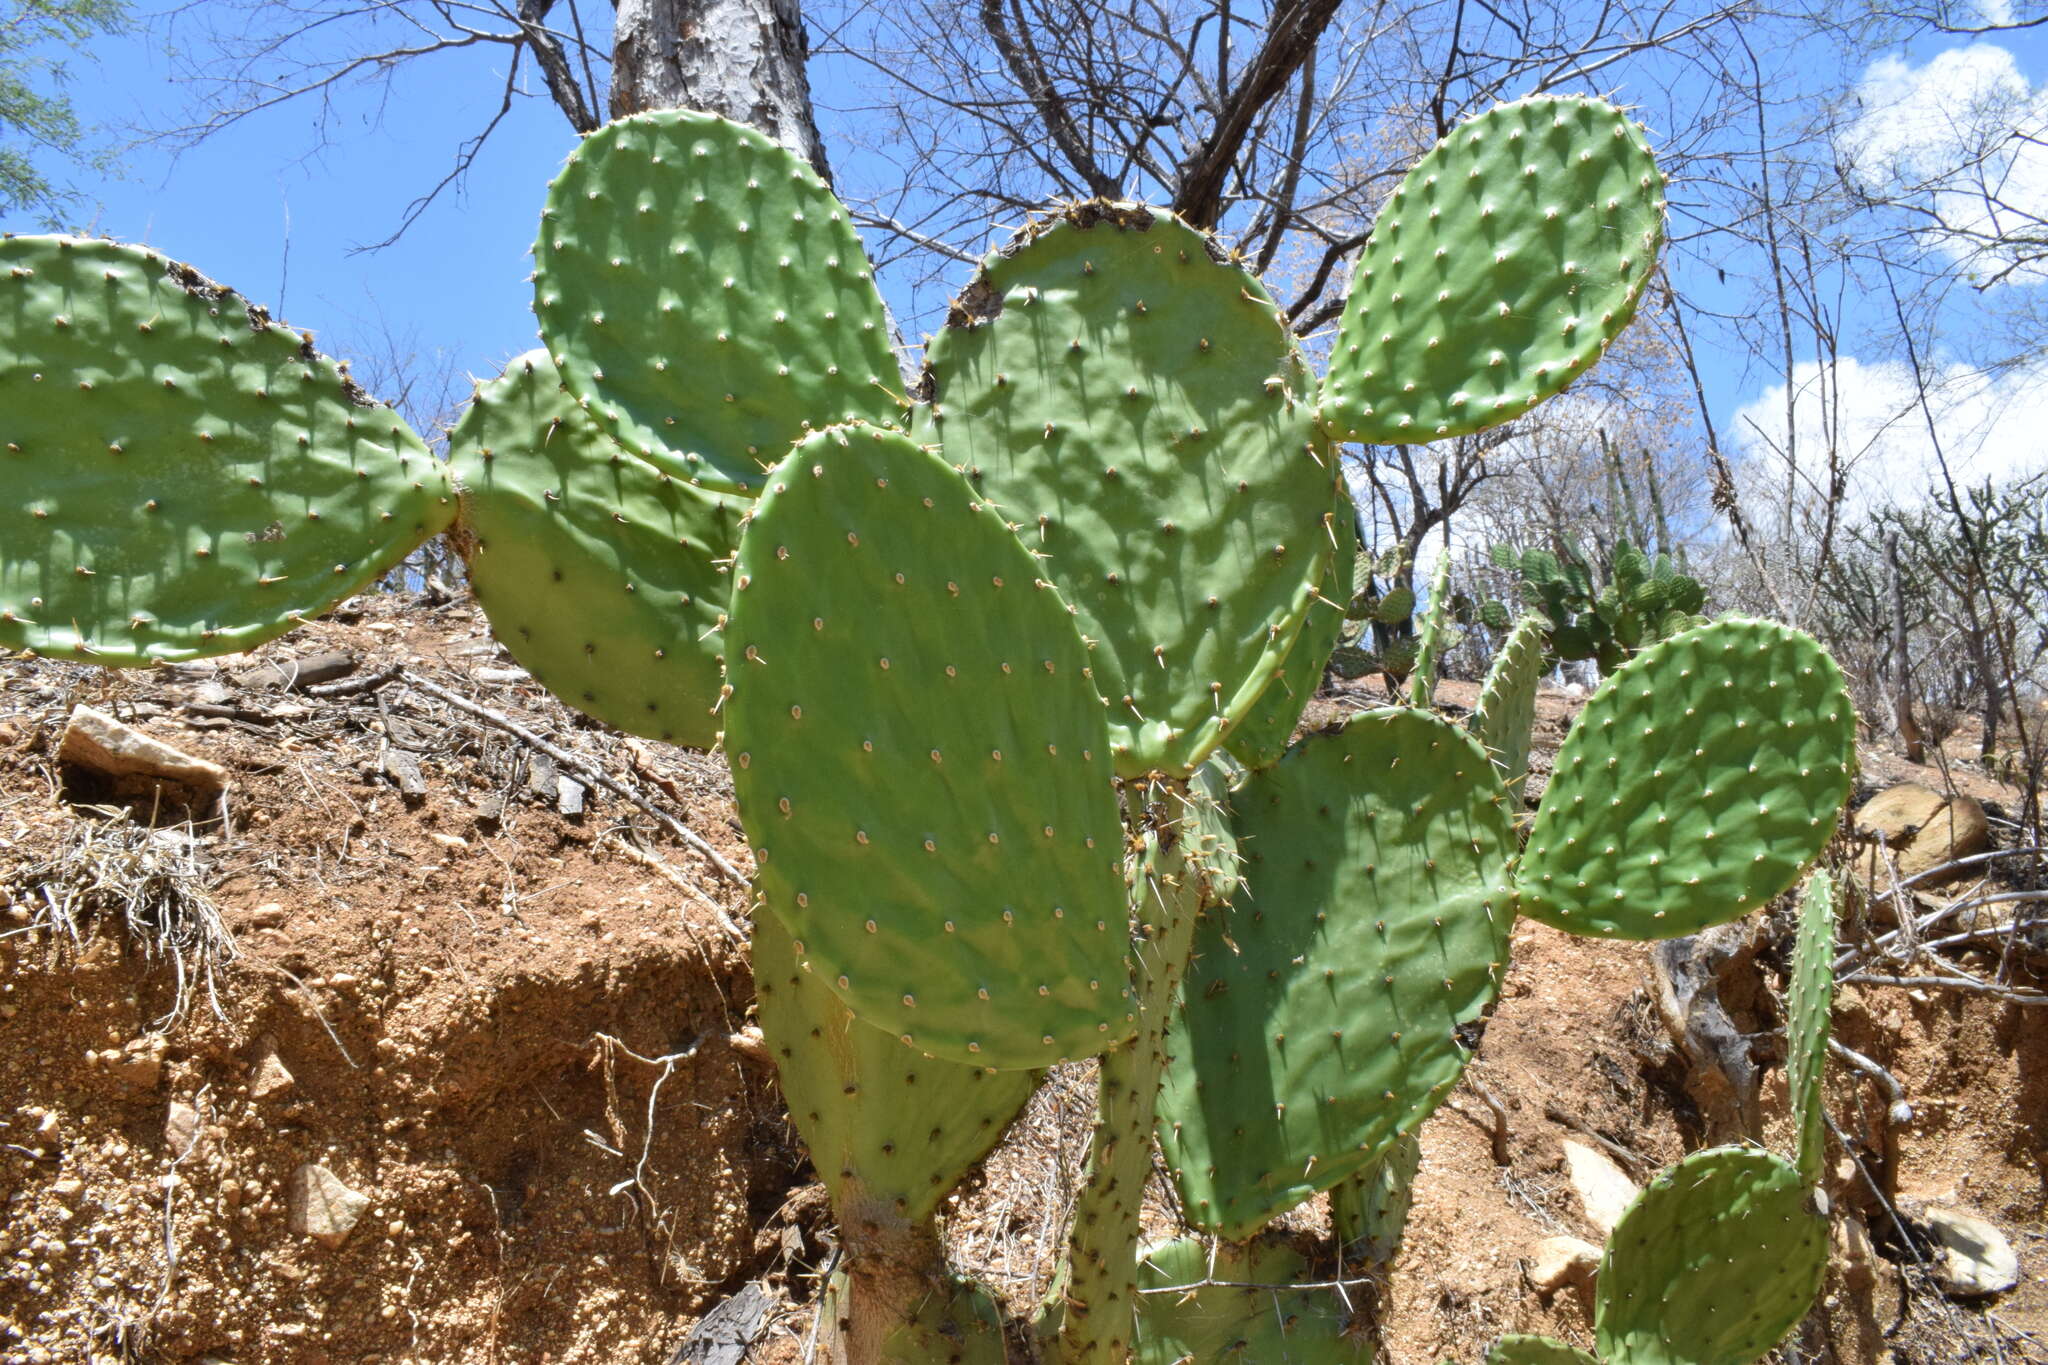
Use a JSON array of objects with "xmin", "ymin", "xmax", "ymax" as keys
[
  {"xmin": 1828, "ymin": 1038, "xmax": 1913, "ymax": 1125},
  {"xmin": 393, "ymin": 671, "xmax": 749, "ymax": 929}
]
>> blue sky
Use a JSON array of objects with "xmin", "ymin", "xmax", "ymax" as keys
[{"xmin": 11, "ymin": 7, "xmax": 2048, "ymax": 498}]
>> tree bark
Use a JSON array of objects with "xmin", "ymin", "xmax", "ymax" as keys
[
  {"xmin": 1885, "ymin": 532, "xmax": 1924, "ymax": 765},
  {"xmin": 611, "ymin": 0, "xmax": 833, "ymax": 180}
]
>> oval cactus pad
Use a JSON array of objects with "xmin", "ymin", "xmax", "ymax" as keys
[
  {"xmin": 923, "ymin": 204, "xmax": 1337, "ymax": 777},
  {"xmin": 1596, "ymin": 1147, "xmax": 1827, "ymax": 1365},
  {"xmin": 534, "ymin": 110, "xmax": 901, "ymax": 494},
  {"xmin": 1516, "ymin": 619, "xmax": 1855, "ymax": 939},
  {"xmin": 1132, "ymin": 1237, "xmax": 1370, "ymax": 1365},
  {"xmin": 1487, "ymin": 1338, "xmax": 1600, "ymax": 1365},
  {"xmin": 1226, "ymin": 481, "xmax": 1359, "ymax": 771},
  {"xmin": 449, "ymin": 351, "xmax": 744, "ymax": 748},
  {"xmin": 725, "ymin": 423, "xmax": 1130, "ymax": 1068},
  {"xmin": 1322, "ymin": 96, "xmax": 1666, "ymax": 444},
  {"xmin": 0, "ymin": 236, "xmax": 452, "ymax": 664},
  {"xmin": 1157, "ymin": 709, "xmax": 1516, "ymax": 1239}
]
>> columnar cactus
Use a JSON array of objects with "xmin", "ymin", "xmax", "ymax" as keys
[{"xmin": 0, "ymin": 81, "xmax": 1861, "ymax": 1365}]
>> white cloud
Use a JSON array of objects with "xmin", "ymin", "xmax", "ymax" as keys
[
  {"xmin": 1842, "ymin": 43, "xmax": 2048, "ymax": 285},
  {"xmin": 1732, "ymin": 352, "xmax": 2048, "ymax": 524}
]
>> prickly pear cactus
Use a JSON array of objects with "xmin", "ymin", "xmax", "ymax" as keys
[
  {"xmin": 1785, "ymin": 870, "xmax": 1836, "ymax": 1186},
  {"xmin": 1330, "ymin": 1131, "xmax": 1420, "ymax": 1265},
  {"xmin": 1594, "ymin": 1147, "xmax": 1827, "ymax": 1365},
  {"xmin": 448, "ymin": 351, "xmax": 744, "ymax": 747},
  {"xmin": 533, "ymin": 110, "xmax": 900, "ymax": 494},
  {"xmin": 1227, "ymin": 485, "xmax": 1359, "ymax": 771},
  {"xmin": 922, "ymin": 203, "xmax": 1338, "ymax": 777},
  {"xmin": 1321, "ymin": 96, "xmax": 1666, "ymax": 444},
  {"xmin": 1487, "ymin": 1336, "xmax": 1600, "ymax": 1365},
  {"xmin": 724, "ymin": 423, "xmax": 1131, "ymax": 1068},
  {"xmin": 1409, "ymin": 549, "xmax": 1455, "ymax": 707},
  {"xmin": 820, "ymin": 1267, "xmax": 1010, "ymax": 1365},
  {"xmin": 1158, "ymin": 709, "xmax": 1515, "ymax": 1239},
  {"xmin": 752, "ymin": 909, "xmax": 1035, "ymax": 1231},
  {"xmin": 1132, "ymin": 1237, "xmax": 1371, "ymax": 1365},
  {"xmin": 0, "ymin": 236, "xmax": 452, "ymax": 664},
  {"xmin": 1471, "ymin": 613, "xmax": 1547, "ymax": 803},
  {"xmin": 1515, "ymin": 620, "xmax": 1855, "ymax": 939}
]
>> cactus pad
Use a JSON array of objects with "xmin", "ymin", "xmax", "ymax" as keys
[
  {"xmin": 1487, "ymin": 1336, "xmax": 1600, "ymax": 1365},
  {"xmin": 1227, "ymin": 485, "xmax": 1358, "ymax": 771},
  {"xmin": 1321, "ymin": 96, "xmax": 1665, "ymax": 444},
  {"xmin": 724, "ymin": 423, "xmax": 1130, "ymax": 1068},
  {"xmin": 923, "ymin": 203, "xmax": 1337, "ymax": 777},
  {"xmin": 752, "ymin": 908, "xmax": 1033, "ymax": 1230},
  {"xmin": 1516, "ymin": 620, "xmax": 1855, "ymax": 939},
  {"xmin": 1472, "ymin": 613, "xmax": 1548, "ymax": 803},
  {"xmin": 449, "ymin": 352, "xmax": 743, "ymax": 746},
  {"xmin": 1132, "ymin": 1237, "xmax": 1370, "ymax": 1364},
  {"xmin": 820, "ymin": 1267, "xmax": 1009, "ymax": 1365},
  {"xmin": 1785, "ymin": 870, "xmax": 1836, "ymax": 1186},
  {"xmin": 0, "ymin": 236, "xmax": 451, "ymax": 664},
  {"xmin": 1158, "ymin": 709, "xmax": 1516, "ymax": 1239},
  {"xmin": 1595, "ymin": 1147, "xmax": 1827, "ymax": 1365},
  {"xmin": 533, "ymin": 111, "xmax": 900, "ymax": 494},
  {"xmin": 1330, "ymin": 1131, "xmax": 1420, "ymax": 1265}
]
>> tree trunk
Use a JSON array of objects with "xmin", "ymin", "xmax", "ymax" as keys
[
  {"xmin": 1885, "ymin": 533, "xmax": 1924, "ymax": 765},
  {"xmin": 611, "ymin": 0, "xmax": 833, "ymax": 180}
]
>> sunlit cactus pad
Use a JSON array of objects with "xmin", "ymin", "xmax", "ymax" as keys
[
  {"xmin": 1321, "ymin": 96, "xmax": 1665, "ymax": 444},
  {"xmin": 0, "ymin": 235, "xmax": 451, "ymax": 664},
  {"xmin": 1227, "ymin": 482, "xmax": 1358, "ymax": 771},
  {"xmin": 751, "ymin": 910, "xmax": 1035, "ymax": 1228},
  {"xmin": 724, "ymin": 423, "xmax": 1130, "ymax": 1068},
  {"xmin": 1515, "ymin": 619, "xmax": 1855, "ymax": 939},
  {"xmin": 533, "ymin": 110, "xmax": 900, "ymax": 494},
  {"xmin": 1487, "ymin": 1335, "xmax": 1600, "ymax": 1365},
  {"xmin": 1131, "ymin": 1236, "xmax": 1370, "ymax": 1364},
  {"xmin": 1595, "ymin": 1147, "xmax": 1827, "ymax": 1365},
  {"xmin": 1158, "ymin": 709, "xmax": 1515, "ymax": 1239},
  {"xmin": 923, "ymin": 203, "xmax": 1337, "ymax": 777},
  {"xmin": 1472, "ymin": 612, "xmax": 1547, "ymax": 803},
  {"xmin": 1786, "ymin": 870, "xmax": 1837, "ymax": 1185},
  {"xmin": 449, "ymin": 351, "xmax": 743, "ymax": 747}
]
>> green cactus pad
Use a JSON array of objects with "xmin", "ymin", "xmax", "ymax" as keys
[
  {"xmin": 1321, "ymin": 96, "xmax": 1665, "ymax": 444},
  {"xmin": 1227, "ymin": 485, "xmax": 1358, "ymax": 771},
  {"xmin": 1157, "ymin": 709, "xmax": 1516, "ymax": 1239},
  {"xmin": 1472, "ymin": 613, "xmax": 1548, "ymax": 804},
  {"xmin": 449, "ymin": 352, "xmax": 743, "ymax": 747},
  {"xmin": 923, "ymin": 203, "xmax": 1337, "ymax": 777},
  {"xmin": 1330, "ymin": 1131, "xmax": 1420, "ymax": 1265},
  {"xmin": 725, "ymin": 423, "xmax": 1130, "ymax": 1068},
  {"xmin": 1409, "ymin": 550, "xmax": 1455, "ymax": 707},
  {"xmin": 1061, "ymin": 782, "xmax": 1230, "ymax": 1365},
  {"xmin": 1594, "ymin": 1147, "xmax": 1827, "ymax": 1365},
  {"xmin": 533, "ymin": 111, "xmax": 900, "ymax": 495},
  {"xmin": 752, "ymin": 909, "xmax": 1034, "ymax": 1229},
  {"xmin": 1132, "ymin": 1236, "xmax": 1370, "ymax": 1364},
  {"xmin": 1514, "ymin": 619, "xmax": 1855, "ymax": 939},
  {"xmin": 0, "ymin": 236, "xmax": 451, "ymax": 664},
  {"xmin": 1487, "ymin": 1336, "xmax": 1600, "ymax": 1365},
  {"xmin": 1785, "ymin": 870, "xmax": 1836, "ymax": 1186}
]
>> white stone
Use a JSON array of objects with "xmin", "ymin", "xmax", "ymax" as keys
[
  {"xmin": 287, "ymin": 1164, "xmax": 370, "ymax": 1249},
  {"xmin": 1563, "ymin": 1139, "xmax": 1639, "ymax": 1235},
  {"xmin": 1922, "ymin": 1206, "xmax": 2020, "ymax": 1296}
]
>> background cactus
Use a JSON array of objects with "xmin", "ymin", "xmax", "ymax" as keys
[{"xmin": 1496, "ymin": 536, "xmax": 1708, "ymax": 672}]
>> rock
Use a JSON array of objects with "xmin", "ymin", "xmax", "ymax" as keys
[
  {"xmin": 1835, "ymin": 1211, "xmax": 1878, "ymax": 1293},
  {"xmin": 1854, "ymin": 783, "xmax": 1990, "ymax": 886},
  {"xmin": 58, "ymin": 706, "xmax": 228, "ymax": 792},
  {"xmin": 1563, "ymin": 1139, "xmax": 1639, "ymax": 1235},
  {"xmin": 247, "ymin": 903, "xmax": 287, "ymax": 929},
  {"xmin": 427, "ymin": 832, "xmax": 469, "ymax": 852},
  {"xmin": 1527, "ymin": 1234, "xmax": 1602, "ymax": 1296},
  {"xmin": 165, "ymin": 1102, "xmax": 201, "ymax": 1154},
  {"xmin": 287, "ymin": 1164, "xmax": 371, "ymax": 1249},
  {"xmin": 249, "ymin": 1042, "xmax": 295, "ymax": 1101},
  {"xmin": 112, "ymin": 1038, "xmax": 165, "ymax": 1090},
  {"xmin": 1919, "ymin": 1205, "xmax": 2020, "ymax": 1296}
]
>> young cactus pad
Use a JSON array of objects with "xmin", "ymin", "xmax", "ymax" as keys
[
  {"xmin": 724, "ymin": 423, "xmax": 1131, "ymax": 1068},
  {"xmin": 1320, "ymin": 96, "xmax": 1666, "ymax": 444},
  {"xmin": 0, "ymin": 236, "xmax": 451, "ymax": 664},
  {"xmin": 1226, "ymin": 483, "xmax": 1359, "ymax": 771},
  {"xmin": 1785, "ymin": 870, "xmax": 1837, "ymax": 1186},
  {"xmin": 533, "ymin": 110, "xmax": 900, "ymax": 495},
  {"xmin": 1486, "ymin": 1336, "xmax": 1601, "ymax": 1365},
  {"xmin": 1594, "ymin": 1147, "xmax": 1827, "ymax": 1365},
  {"xmin": 751, "ymin": 909, "xmax": 1035, "ymax": 1229},
  {"xmin": 1471, "ymin": 612, "xmax": 1548, "ymax": 803},
  {"xmin": 1157, "ymin": 709, "xmax": 1515, "ymax": 1239},
  {"xmin": 1131, "ymin": 1236, "xmax": 1370, "ymax": 1365},
  {"xmin": 922, "ymin": 203, "xmax": 1338, "ymax": 777},
  {"xmin": 448, "ymin": 351, "xmax": 744, "ymax": 747},
  {"xmin": 1515, "ymin": 619, "xmax": 1855, "ymax": 939}
]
